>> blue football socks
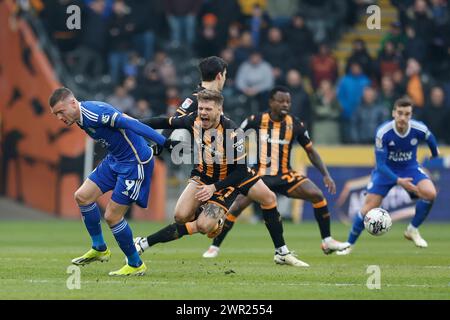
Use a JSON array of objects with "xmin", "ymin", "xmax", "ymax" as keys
[
  {"xmin": 79, "ymin": 203, "xmax": 107, "ymax": 252},
  {"xmin": 411, "ymin": 199, "xmax": 433, "ymax": 228},
  {"xmin": 110, "ymin": 219, "xmax": 142, "ymax": 267},
  {"xmin": 348, "ymin": 211, "xmax": 365, "ymax": 245}
]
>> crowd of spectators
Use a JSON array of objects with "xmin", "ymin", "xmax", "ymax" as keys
[{"xmin": 35, "ymin": 0, "xmax": 450, "ymax": 145}]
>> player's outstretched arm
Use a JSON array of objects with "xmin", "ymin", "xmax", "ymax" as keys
[
  {"xmin": 115, "ymin": 115, "xmax": 167, "ymax": 146},
  {"xmin": 305, "ymin": 146, "xmax": 336, "ymax": 194},
  {"xmin": 140, "ymin": 116, "xmax": 172, "ymax": 129}
]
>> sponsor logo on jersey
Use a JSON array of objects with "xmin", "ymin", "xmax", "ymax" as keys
[
  {"xmin": 388, "ymin": 151, "xmax": 413, "ymax": 162},
  {"xmin": 389, "ymin": 141, "xmax": 395, "ymax": 146},
  {"xmin": 260, "ymin": 133, "xmax": 290, "ymax": 145}
]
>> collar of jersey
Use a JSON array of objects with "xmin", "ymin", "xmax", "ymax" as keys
[
  {"xmin": 77, "ymin": 102, "xmax": 83, "ymax": 126},
  {"xmin": 268, "ymin": 112, "xmax": 286, "ymax": 123},
  {"xmin": 392, "ymin": 120, "xmax": 411, "ymax": 138}
]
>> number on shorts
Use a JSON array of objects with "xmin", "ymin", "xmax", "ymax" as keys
[{"xmin": 125, "ymin": 180, "xmax": 135, "ymax": 191}]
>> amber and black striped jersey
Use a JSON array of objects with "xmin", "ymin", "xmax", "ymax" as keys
[
  {"xmin": 241, "ymin": 112, "xmax": 312, "ymax": 176},
  {"xmin": 146, "ymin": 112, "xmax": 247, "ymax": 190}
]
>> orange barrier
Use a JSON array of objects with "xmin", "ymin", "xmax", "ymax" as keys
[
  {"xmin": 0, "ymin": 0, "xmax": 166, "ymax": 219},
  {"xmin": 0, "ymin": 0, "xmax": 84, "ymax": 216}
]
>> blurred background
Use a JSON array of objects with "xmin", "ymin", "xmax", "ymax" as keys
[{"xmin": 1, "ymin": 0, "xmax": 449, "ymax": 224}]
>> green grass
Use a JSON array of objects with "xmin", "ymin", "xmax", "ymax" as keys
[{"xmin": 0, "ymin": 220, "xmax": 449, "ymax": 299}]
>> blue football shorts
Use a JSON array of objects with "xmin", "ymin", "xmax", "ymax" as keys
[
  {"xmin": 89, "ymin": 154, "xmax": 154, "ymax": 208},
  {"xmin": 367, "ymin": 166, "xmax": 429, "ymax": 197}
]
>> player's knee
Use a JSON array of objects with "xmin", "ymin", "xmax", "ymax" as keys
[
  {"xmin": 309, "ymin": 189, "xmax": 324, "ymax": 204},
  {"xmin": 260, "ymin": 190, "xmax": 277, "ymax": 208},
  {"xmin": 174, "ymin": 214, "xmax": 191, "ymax": 224},
  {"xmin": 174, "ymin": 207, "xmax": 195, "ymax": 223},
  {"xmin": 103, "ymin": 212, "xmax": 120, "ymax": 226},
  {"xmin": 74, "ymin": 189, "xmax": 91, "ymax": 206},
  {"xmin": 420, "ymin": 188, "xmax": 436, "ymax": 201},
  {"xmin": 229, "ymin": 202, "xmax": 244, "ymax": 216}
]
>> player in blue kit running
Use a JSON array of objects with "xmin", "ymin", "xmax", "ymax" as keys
[
  {"xmin": 338, "ymin": 98, "xmax": 440, "ymax": 255},
  {"xmin": 49, "ymin": 87, "xmax": 177, "ymax": 275}
]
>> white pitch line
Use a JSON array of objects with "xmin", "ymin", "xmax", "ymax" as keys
[{"xmin": 21, "ymin": 279, "xmax": 450, "ymax": 288}]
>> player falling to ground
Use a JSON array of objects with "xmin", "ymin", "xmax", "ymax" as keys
[
  {"xmin": 338, "ymin": 98, "xmax": 439, "ymax": 255},
  {"xmin": 48, "ymin": 87, "xmax": 177, "ymax": 276},
  {"xmin": 202, "ymin": 86, "xmax": 349, "ymax": 258},
  {"xmin": 143, "ymin": 57, "xmax": 310, "ymax": 266},
  {"xmin": 136, "ymin": 89, "xmax": 309, "ymax": 266}
]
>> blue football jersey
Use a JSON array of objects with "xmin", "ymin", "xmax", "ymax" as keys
[
  {"xmin": 375, "ymin": 119, "xmax": 432, "ymax": 171},
  {"xmin": 77, "ymin": 101, "xmax": 152, "ymax": 163}
]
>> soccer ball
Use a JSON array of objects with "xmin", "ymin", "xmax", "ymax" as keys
[{"xmin": 364, "ymin": 208, "xmax": 392, "ymax": 236}]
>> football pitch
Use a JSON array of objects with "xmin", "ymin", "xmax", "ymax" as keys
[{"xmin": 0, "ymin": 220, "xmax": 449, "ymax": 300}]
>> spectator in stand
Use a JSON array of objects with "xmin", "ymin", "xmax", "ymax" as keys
[
  {"xmin": 376, "ymin": 40, "xmax": 404, "ymax": 81},
  {"xmin": 247, "ymin": 4, "xmax": 271, "ymax": 47},
  {"xmin": 266, "ymin": 0, "xmax": 298, "ymax": 28},
  {"xmin": 404, "ymin": 24, "xmax": 427, "ymax": 64},
  {"xmin": 238, "ymin": 0, "xmax": 267, "ymax": 18},
  {"xmin": 235, "ymin": 50, "xmax": 274, "ymax": 113},
  {"xmin": 166, "ymin": 87, "xmax": 182, "ymax": 116},
  {"xmin": 145, "ymin": 51, "xmax": 178, "ymax": 87},
  {"xmin": 200, "ymin": 0, "xmax": 242, "ymax": 48},
  {"xmin": 422, "ymin": 86, "xmax": 448, "ymax": 142},
  {"xmin": 108, "ymin": 0, "xmax": 135, "ymax": 85},
  {"xmin": 261, "ymin": 27, "xmax": 293, "ymax": 83},
  {"xmin": 337, "ymin": 62, "xmax": 371, "ymax": 143},
  {"xmin": 164, "ymin": 0, "xmax": 203, "ymax": 48},
  {"xmin": 406, "ymin": 0, "xmax": 434, "ymax": 40},
  {"xmin": 285, "ymin": 13, "xmax": 315, "ymax": 73},
  {"xmin": 430, "ymin": 0, "xmax": 449, "ymax": 27},
  {"xmin": 65, "ymin": 0, "xmax": 107, "ymax": 79},
  {"xmin": 226, "ymin": 22, "xmax": 243, "ymax": 50},
  {"xmin": 297, "ymin": 0, "xmax": 334, "ymax": 43},
  {"xmin": 392, "ymin": 68, "xmax": 407, "ymax": 97},
  {"xmin": 195, "ymin": 14, "xmax": 221, "ymax": 58},
  {"xmin": 130, "ymin": 99, "xmax": 153, "ymax": 119},
  {"xmin": 137, "ymin": 67, "xmax": 167, "ymax": 116},
  {"xmin": 345, "ymin": 38, "xmax": 373, "ymax": 79},
  {"xmin": 128, "ymin": 0, "xmax": 159, "ymax": 61},
  {"xmin": 406, "ymin": 58, "xmax": 427, "ymax": 115},
  {"xmin": 285, "ymin": 69, "xmax": 312, "ymax": 130},
  {"xmin": 234, "ymin": 31, "xmax": 254, "ymax": 66},
  {"xmin": 379, "ymin": 21, "xmax": 407, "ymax": 54},
  {"xmin": 123, "ymin": 75, "xmax": 139, "ymax": 98},
  {"xmin": 390, "ymin": 0, "xmax": 415, "ymax": 27},
  {"xmin": 379, "ymin": 76, "xmax": 399, "ymax": 111},
  {"xmin": 40, "ymin": 0, "xmax": 85, "ymax": 52},
  {"xmin": 106, "ymin": 85, "xmax": 135, "ymax": 113},
  {"xmin": 310, "ymin": 43, "xmax": 338, "ymax": 89},
  {"xmin": 123, "ymin": 51, "xmax": 144, "ymax": 79},
  {"xmin": 311, "ymin": 80, "xmax": 342, "ymax": 145},
  {"xmin": 220, "ymin": 48, "xmax": 239, "ymax": 88},
  {"xmin": 351, "ymin": 87, "xmax": 389, "ymax": 144}
]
